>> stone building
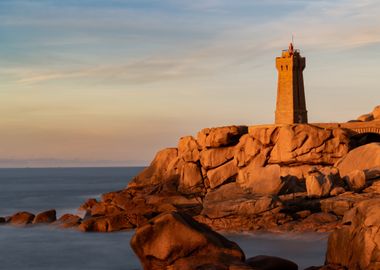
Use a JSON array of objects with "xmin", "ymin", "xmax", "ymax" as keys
[{"xmin": 275, "ymin": 43, "xmax": 308, "ymax": 124}]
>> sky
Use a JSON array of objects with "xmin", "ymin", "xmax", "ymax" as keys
[{"xmin": 0, "ymin": 0, "xmax": 380, "ymax": 167}]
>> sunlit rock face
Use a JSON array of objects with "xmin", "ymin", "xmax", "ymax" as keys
[
  {"xmin": 335, "ymin": 142, "xmax": 380, "ymax": 177},
  {"xmin": 326, "ymin": 198, "xmax": 380, "ymax": 270},
  {"xmin": 131, "ymin": 124, "xmax": 351, "ymax": 195},
  {"xmin": 130, "ymin": 211, "xmax": 246, "ymax": 270}
]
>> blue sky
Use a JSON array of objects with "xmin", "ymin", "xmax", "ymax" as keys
[{"xmin": 0, "ymin": 0, "xmax": 379, "ymax": 167}]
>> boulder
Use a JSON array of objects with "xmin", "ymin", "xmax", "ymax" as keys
[
  {"xmin": 320, "ymin": 167, "xmax": 344, "ymax": 187},
  {"xmin": 130, "ymin": 211, "xmax": 245, "ymax": 270},
  {"xmin": 330, "ymin": 187, "xmax": 346, "ymax": 196},
  {"xmin": 363, "ymin": 180, "xmax": 380, "ymax": 194},
  {"xmin": 200, "ymin": 146, "xmax": 235, "ymax": 169},
  {"xmin": 344, "ymin": 170, "xmax": 366, "ymax": 191},
  {"xmin": 364, "ymin": 167, "xmax": 380, "ymax": 180},
  {"xmin": 320, "ymin": 192, "xmax": 378, "ymax": 216},
  {"xmin": 234, "ymin": 134, "xmax": 270, "ymax": 168},
  {"xmin": 245, "ymin": 255, "xmax": 298, "ymax": 270},
  {"xmin": 290, "ymin": 212, "xmax": 339, "ymax": 232},
  {"xmin": 178, "ymin": 136, "xmax": 200, "ymax": 162},
  {"xmin": 207, "ymin": 159, "xmax": 238, "ymax": 189},
  {"xmin": 280, "ymin": 164, "xmax": 318, "ymax": 180},
  {"xmin": 197, "ymin": 126, "xmax": 248, "ymax": 149},
  {"xmin": 237, "ymin": 164, "xmax": 284, "ymax": 195},
  {"xmin": 9, "ymin": 211, "xmax": 35, "ymax": 226},
  {"xmin": 33, "ymin": 209, "xmax": 57, "ymax": 224},
  {"xmin": 201, "ymin": 183, "xmax": 276, "ymax": 219},
  {"xmin": 306, "ymin": 168, "xmax": 332, "ymax": 198},
  {"xmin": 268, "ymin": 125, "xmax": 349, "ymax": 166},
  {"xmin": 87, "ymin": 201, "xmax": 123, "ymax": 217},
  {"xmin": 357, "ymin": 113, "xmax": 374, "ymax": 122},
  {"xmin": 79, "ymin": 213, "xmax": 134, "ymax": 232},
  {"xmin": 326, "ymin": 198, "xmax": 380, "ymax": 270},
  {"xmin": 372, "ymin": 105, "xmax": 380, "ymax": 120},
  {"xmin": 79, "ymin": 198, "xmax": 98, "ymax": 211},
  {"xmin": 55, "ymin": 214, "xmax": 82, "ymax": 228},
  {"xmin": 179, "ymin": 162, "xmax": 204, "ymax": 192},
  {"xmin": 248, "ymin": 126, "xmax": 279, "ymax": 145},
  {"xmin": 335, "ymin": 143, "xmax": 380, "ymax": 177},
  {"xmin": 130, "ymin": 148, "xmax": 180, "ymax": 187}
]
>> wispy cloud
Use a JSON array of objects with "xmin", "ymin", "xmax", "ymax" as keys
[{"xmin": 1, "ymin": 0, "xmax": 379, "ymax": 86}]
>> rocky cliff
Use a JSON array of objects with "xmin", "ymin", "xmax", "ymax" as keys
[{"xmin": 69, "ymin": 121, "xmax": 379, "ymax": 233}]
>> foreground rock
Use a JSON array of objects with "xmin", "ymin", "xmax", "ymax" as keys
[
  {"xmin": 131, "ymin": 211, "xmax": 298, "ymax": 270},
  {"xmin": 55, "ymin": 214, "xmax": 82, "ymax": 228},
  {"xmin": 325, "ymin": 198, "xmax": 380, "ymax": 270},
  {"xmin": 131, "ymin": 211, "xmax": 247, "ymax": 270}
]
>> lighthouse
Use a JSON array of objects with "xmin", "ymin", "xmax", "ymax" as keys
[{"xmin": 275, "ymin": 43, "xmax": 308, "ymax": 124}]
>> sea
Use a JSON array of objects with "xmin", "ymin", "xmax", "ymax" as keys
[{"xmin": 0, "ymin": 167, "xmax": 327, "ymax": 270}]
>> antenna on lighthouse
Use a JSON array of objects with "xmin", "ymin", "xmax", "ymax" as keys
[{"xmin": 292, "ymin": 34, "xmax": 294, "ymax": 47}]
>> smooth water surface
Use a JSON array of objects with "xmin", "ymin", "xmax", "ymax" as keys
[{"xmin": 0, "ymin": 167, "xmax": 327, "ymax": 270}]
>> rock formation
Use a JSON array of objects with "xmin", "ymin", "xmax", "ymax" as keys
[
  {"xmin": 130, "ymin": 211, "xmax": 298, "ymax": 270},
  {"xmin": 325, "ymin": 199, "xmax": 380, "ymax": 270},
  {"xmin": 356, "ymin": 105, "xmax": 380, "ymax": 122}
]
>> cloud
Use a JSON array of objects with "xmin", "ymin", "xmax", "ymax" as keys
[{"xmin": 1, "ymin": 0, "xmax": 379, "ymax": 86}]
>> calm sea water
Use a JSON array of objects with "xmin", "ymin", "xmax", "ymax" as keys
[{"xmin": 0, "ymin": 167, "xmax": 327, "ymax": 270}]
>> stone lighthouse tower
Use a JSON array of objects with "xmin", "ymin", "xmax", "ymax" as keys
[{"xmin": 275, "ymin": 43, "xmax": 308, "ymax": 124}]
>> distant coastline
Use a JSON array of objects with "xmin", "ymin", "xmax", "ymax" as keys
[{"xmin": 0, "ymin": 159, "xmax": 148, "ymax": 168}]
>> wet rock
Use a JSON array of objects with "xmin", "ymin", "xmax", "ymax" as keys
[
  {"xmin": 79, "ymin": 198, "xmax": 98, "ymax": 211},
  {"xmin": 79, "ymin": 213, "xmax": 134, "ymax": 232},
  {"xmin": 326, "ymin": 198, "xmax": 380, "ymax": 270},
  {"xmin": 9, "ymin": 211, "xmax": 35, "ymax": 226},
  {"xmin": 245, "ymin": 255, "xmax": 298, "ymax": 270},
  {"xmin": 130, "ymin": 211, "xmax": 245, "ymax": 270},
  {"xmin": 87, "ymin": 201, "xmax": 124, "ymax": 217},
  {"xmin": 55, "ymin": 214, "xmax": 82, "ymax": 228},
  {"xmin": 33, "ymin": 209, "xmax": 57, "ymax": 224}
]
